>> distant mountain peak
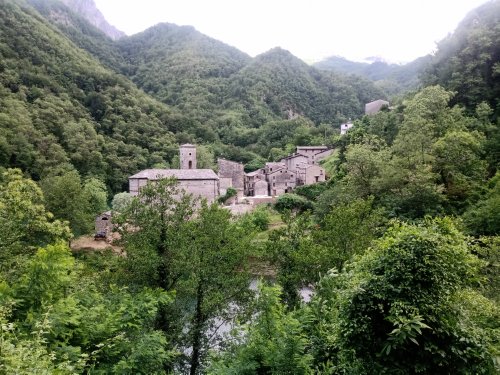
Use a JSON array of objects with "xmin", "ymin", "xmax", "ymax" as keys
[{"xmin": 60, "ymin": 0, "xmax": 125, "ymax": 40}]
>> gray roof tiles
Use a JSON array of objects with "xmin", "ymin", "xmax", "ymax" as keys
[{"xmin": 129, "ymin": 169, "xmax": 219, "ymax": 180}]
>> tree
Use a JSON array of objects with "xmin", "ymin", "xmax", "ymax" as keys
[
  {"xmin": 119, "ymin": 178, "xmax": 254, "ymax": 373},
  {"xmin": 111, "ymin": 192, "xmax": 133, "ymax": 213},
  {"xmin": 0, "ymin": 169, "xmax": 70, "ymax": 277},
  {"xmin": 307, "ymin": 218, "xmax": 496, "ymax": 373},
  {"xmin": 181, "ymin": 202, "xmax": 253, "ymax": 374},
  {"xmin": 209, "ymin": 283, "xmax": 312, "ymax": 374},
  {"xmin": 463, "ymin": 172, "xmax": 500, "ymax": 235},
  {"xmin": 314, "ymin": 197, "xmax": 384, "ymax": 272},
  {"xmin": 267, "ymin": 212, "xmax": 319, "ymax": 309},
  {"xmin": 40, "ymin": 170, "xmax": 108, "ymax": 236}
]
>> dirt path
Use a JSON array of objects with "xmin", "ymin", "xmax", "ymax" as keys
[{"xmin": 70, "ymin": 235, "xmax": 123, "ymax": 254}]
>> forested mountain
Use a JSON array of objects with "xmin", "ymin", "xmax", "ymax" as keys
[
  {"xmin": 423, "ymin": 0, "xmax": 500, "ymax": 119},
  {"xmin": 314, "ymin": 55, "xmax": 431, "ymax": 95},
  {"xmin": 60, "ymin": 0, "xmax": 124, "ymax": 40},
  {"xmin": 0, "ymin": 0, "xmax": 186, "ymax": 192},
  {"xmin": 1, "ymin": 0, "xmax": 388, "ymax": 192}
]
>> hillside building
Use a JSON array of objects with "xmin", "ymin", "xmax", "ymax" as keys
[{"xmin": 340, "ymin": 121, "xmax": 354, "ymax": 135}]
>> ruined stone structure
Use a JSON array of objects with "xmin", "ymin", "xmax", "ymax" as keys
[
  {"xmin": 129, "ymin": 168, "xmax": 219, "ymax": 203},
  {"xmin": 217, "ymin": 158, "xmax": 244, "ymax": 197},
  {"xmin": 180, "ymin": 143, "xmax": 196, "ymax": 170},
  {"xmin": 95, "ymin": 211, "xmax": 112, "ymax": 238}
]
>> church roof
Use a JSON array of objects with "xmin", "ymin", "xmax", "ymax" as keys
[{"xmin": 129, "ymin": 169, "xmax": 219, "ymax": 180}]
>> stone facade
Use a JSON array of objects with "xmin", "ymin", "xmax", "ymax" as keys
[
  {"xmin": 296, "ymin": 146, "xmax": 329, "ymax": 164},
  {"xmin": 244, "ymin": 169, "xmax": 265, "ymax": 196},
  {"xmin": 267, "ymin": 167, "xmax": 296, "ymax": 196},
  {"xmin": 296, "ymin": 164, "xmax": 325, "ymax": 185},
  {"xmin": 180, "ymin": 144, "xmax": 196, "ymax": 170},
  {"xmin": 282, "ymin": 153, "xmax": 308, "ymax": 171},
  {"xmin": 254, "ymin": 179, "xmax": 269, "ymax": 196},
  {"xmin": 129, "ymin": 168, "xmax": 219, "ymax": 203},
  {"xmin": 95, "ymin": 211, "xmax": 112, "ymax": 238},
  {"xmin": 217, "ymin": 158, "xmax": 244, "ymax": 196}
]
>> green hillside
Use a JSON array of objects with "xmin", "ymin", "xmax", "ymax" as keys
[
  {"xmin": 0, "ymin": 0, "xmax": 185, "ymax": 192},
  {"xmin": 423, "ymin": 0, "xmax": 500, "ymax": 119},
  {"xmin": 314, "ymin": 55, "xmax": 431, "ymax": 95}
]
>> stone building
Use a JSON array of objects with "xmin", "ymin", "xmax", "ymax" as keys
[
  {"xmin": 282, "ymin": 153, "xmax": 308, "ymax": 171},
  {"xmin": 244, "ymin": 169, "xmax": 266, "ymax": 196},
  {"xmin": 95, "ymin": 211, "xmax": 112, "ymax": 238},
  {"xmin": 244, "ymin": 145, "xmax": 331, "ymax": 197},
  {"xmin": 180, "ymin": 143, "xmax": 196, "ymax": 169},
  {"xmin": 296, "ymin": 146, "xmax": 331, "ymax": 164},
  {"xmin": 365, "ymin": 99, "xmax": 389, "ymax": 115},
  {"xmin": 296, "ymin": 164, "xmax": 325, "ymax": 185},
  {"xmin": 267, "ymin": 167, "xmax": 296, "ymax": 196},
  {"xmin": 217, "ymin": 158, "xmax": 244, "ymax": 197},
  {"xmin": 129, "ymin": 169, "xmax": 219, "ymax": 203}
]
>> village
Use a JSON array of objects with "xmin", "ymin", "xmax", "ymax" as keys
[
  {"xmin": 128, "ymin": 99, "xmax": 389, "ymax": 204},
  {"xmin": 93, "ymin": 99, "xmax": 390, "ymax": 238}
]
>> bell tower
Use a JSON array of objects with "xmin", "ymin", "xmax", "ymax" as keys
[{"xmin": 180, "ymin": 144, "xmax": 196, "ymax": 169}]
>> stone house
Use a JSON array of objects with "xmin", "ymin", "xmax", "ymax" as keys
[
  {"xmin": 296, "ymin": 164, "xmax": 325, "ymax": 185},
  {"xmin": 217, "ymin": 158, "xmax": 244, "ymax": 197},
  {"xmin": 244, "ymin": 169, "xmax": 266, "ymax": 196},
  {"xmin": 267, "ymin": 167, "xmax": 296, "ymax": 196},
  {"xmin": 281, "ymin": 153, "xmax": 308, "ymax": 172},
  {"xmin": 296, "ymin": 146, "xmax": 330, "ymax": 164}
]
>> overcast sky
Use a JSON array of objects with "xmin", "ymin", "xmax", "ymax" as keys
[{"xmin": 93, "ymin": 0, "xmax": 488, "ymax": 63}]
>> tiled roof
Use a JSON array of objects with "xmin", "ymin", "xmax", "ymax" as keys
[
  {"xmin": 129, "ymin": 169, "xmax": 219, "ymax": 180},
  {"xmin": 245, "ymin": 169, "xmax": 264, "ymax": 177}
]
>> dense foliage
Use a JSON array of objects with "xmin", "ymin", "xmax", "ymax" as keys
[{"xmin": 0, "ymin": 0, "xmax": 499, "ymax": 373}]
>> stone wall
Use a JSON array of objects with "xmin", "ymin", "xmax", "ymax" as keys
[
  {"xmin": 129, "ymin": 177, "xmax": 218, "ymax": 203},
  {"xmin": 217, "ymin": 158, "xmax": 244, "ymax": 190}
]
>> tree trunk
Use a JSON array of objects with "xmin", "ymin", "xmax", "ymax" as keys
[{"xmin": 190, "ymin": 284, "xmax": 204, "ymax": 375}]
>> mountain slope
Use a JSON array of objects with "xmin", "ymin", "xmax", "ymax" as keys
[
  {"xmin": 423, "ymin": 0, "xmax": 500, "ymax": 118},
  {"xmin": 0, "ymin": 1, "xmax": 186, "ymax": 192},
  {"xmin": 314, "ymin": 55, "xmax": 430, "ymax": 95},
  {"xmin": 116, "ymin": 22, "xmax": 252, "ymax": 123},
  {"xmin": 60, "ymin": 0, "xmax": 125, "ymax": 40}
]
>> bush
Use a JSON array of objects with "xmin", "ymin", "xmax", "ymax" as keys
[
  {"xmin": 274, "ymin": 193, "xmax": 313, "ymax": 213},
  {"xmin": 218, "ymin": 187, "xmax": 237, "ymax": 204},
  {"xmin": 293, "ymin": 182, "xmax": 328, "ymax": 201}
]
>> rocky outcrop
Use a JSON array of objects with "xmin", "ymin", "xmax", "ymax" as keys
[{"xmin": 60, "ymin": 0, "xmax": 125, "ymax": 40}]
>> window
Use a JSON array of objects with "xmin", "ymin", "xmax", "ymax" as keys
[
  {"xmin": 189, "ymin": 152, "xmax": 192, "ymax": 155},
  {"xmin": 188, "ymin": 160, "xmax": 192, "ymax": 169}
]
